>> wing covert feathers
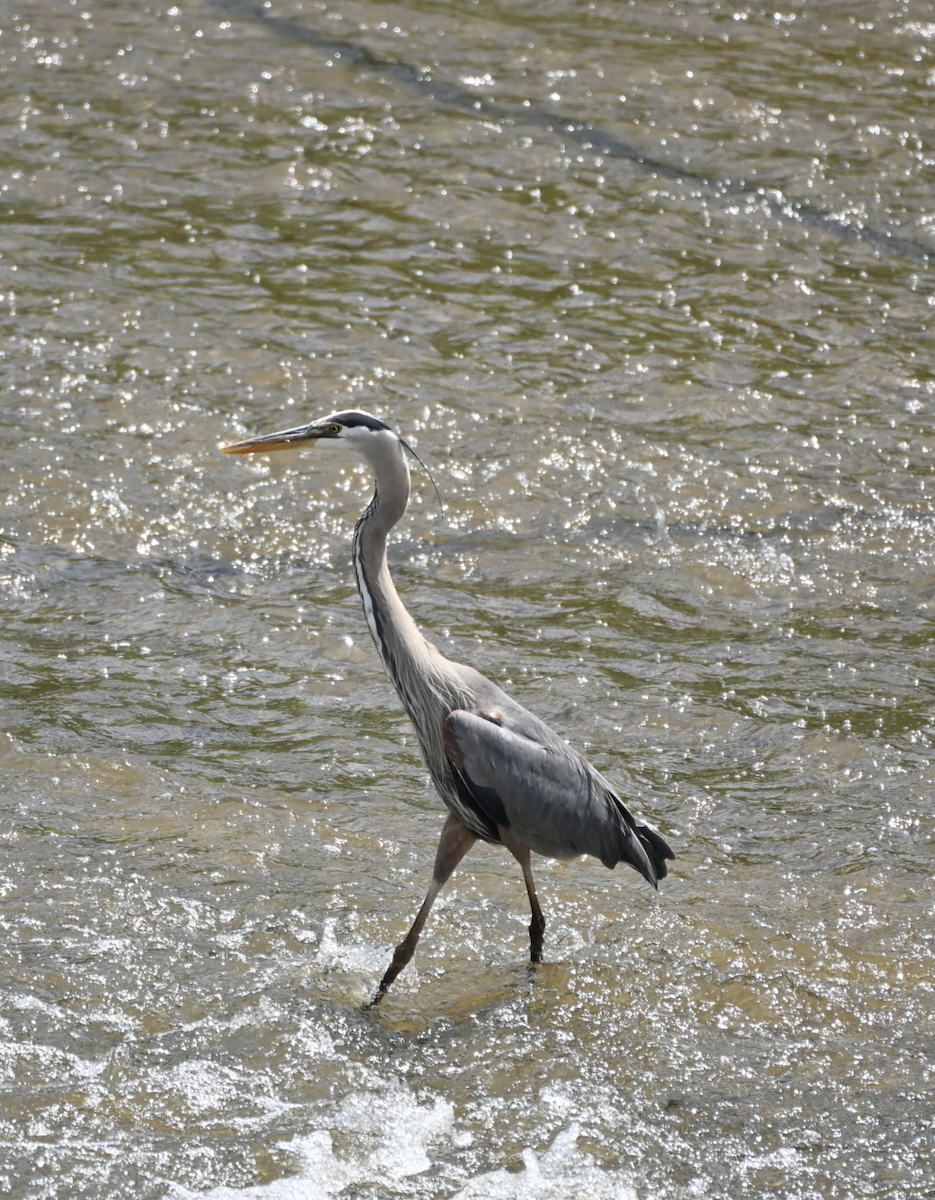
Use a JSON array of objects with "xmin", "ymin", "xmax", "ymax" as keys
[{"xmin": 444, "ymin": 709, "xmax": 674, "ymax": 888}]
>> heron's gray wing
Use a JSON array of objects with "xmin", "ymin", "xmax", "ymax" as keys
[{"xmin": 443, "ymin": 709, "xmax": 672, "ymax": 887}]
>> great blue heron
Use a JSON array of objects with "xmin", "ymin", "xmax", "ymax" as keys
[{"xmin": 222, "ymin": 411, "xmax": 674, "ymax": 1006}]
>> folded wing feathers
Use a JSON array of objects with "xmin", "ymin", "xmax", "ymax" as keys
[{"xmin": 445, "ymin": 710, "xmax": 672, "ymax": 887}]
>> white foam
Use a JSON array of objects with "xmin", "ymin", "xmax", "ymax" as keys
[
  {"xmin": 169, "ymin": 1084, "xmax": 452, "ymax": 1200},
  {"xmin": 170, "ymin": 1117, "xmax": 640, "ymax": 1200},
  {"xmin": 171, "ymin": 1177, "xmax": 329, "ymax": 1200},
  {"xmin": 284, "ymin": 1087, "xmax": 453, "ymax": 1189},
  {"xmin": 312, "ymin": 917, "xmax": 389, "ymax": 978},
  {"xmin": 450, "ymin": 1125, "xmax": 638, "ymax": 1200}
]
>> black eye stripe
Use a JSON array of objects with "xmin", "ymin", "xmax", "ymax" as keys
[{"xmin": 328, "ymin": 411, "xmax": 391, "ymax": 432}]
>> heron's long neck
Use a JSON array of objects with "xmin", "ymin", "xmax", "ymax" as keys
[{"xmin": 351, "ymin": 441, "xmax": 432, "ymax": 689}]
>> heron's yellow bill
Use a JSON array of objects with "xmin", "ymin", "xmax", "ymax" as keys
[{"xmin": 220, "ymin": 425, "xmax": 324, "ymax": 454}]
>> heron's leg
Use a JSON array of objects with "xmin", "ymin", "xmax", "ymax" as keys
[
  {"xmin": 498, "ymin": 825, "xmax": 546, "ymax": 964},
  {"xmin": 366, "ymin": 813, "xmax": 477, "ymax": 1008}
]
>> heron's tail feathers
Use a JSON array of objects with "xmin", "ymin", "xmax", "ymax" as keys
[
  {"xmin": 632, "ymin": 821, "xmax": 675, "ymax": 888},
  {"xmin": 612, "ymin": 802, "xmax": 675, "ymax": 889}
]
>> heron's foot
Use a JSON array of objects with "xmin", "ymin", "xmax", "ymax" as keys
[
  {"xmin": 521, "ymin": 957, "xmax": 544, "ymax": 991},
  {"xmin": 363, "ymin": 938, "xmax": 415, "ymax": 1011},
  {"xmin": 362, "ymin": 969, "xmax": 394, "ymax": 1011}
]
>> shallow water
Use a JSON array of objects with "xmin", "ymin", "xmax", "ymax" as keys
[{"xmin": 2, "ymin": 1, "xmax": 934, "ymax": 1196}]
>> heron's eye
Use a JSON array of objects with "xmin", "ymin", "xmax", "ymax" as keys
[{"xmin": 329, "ymin": 424, "xmax": 341, "ymax": 434}]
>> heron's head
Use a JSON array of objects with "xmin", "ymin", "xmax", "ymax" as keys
[
  {"xmin": 223, "ymin": 409, "xmax": 440, "ymax": 516},
  {"xmin": 220, "ymin": 410, "xmax": 397, "ymax": 456}
]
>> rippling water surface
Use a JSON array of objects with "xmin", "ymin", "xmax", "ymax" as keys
[{"xmin": 2, "ymin": 1, "xmax": 934, "ymax": 1196}]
